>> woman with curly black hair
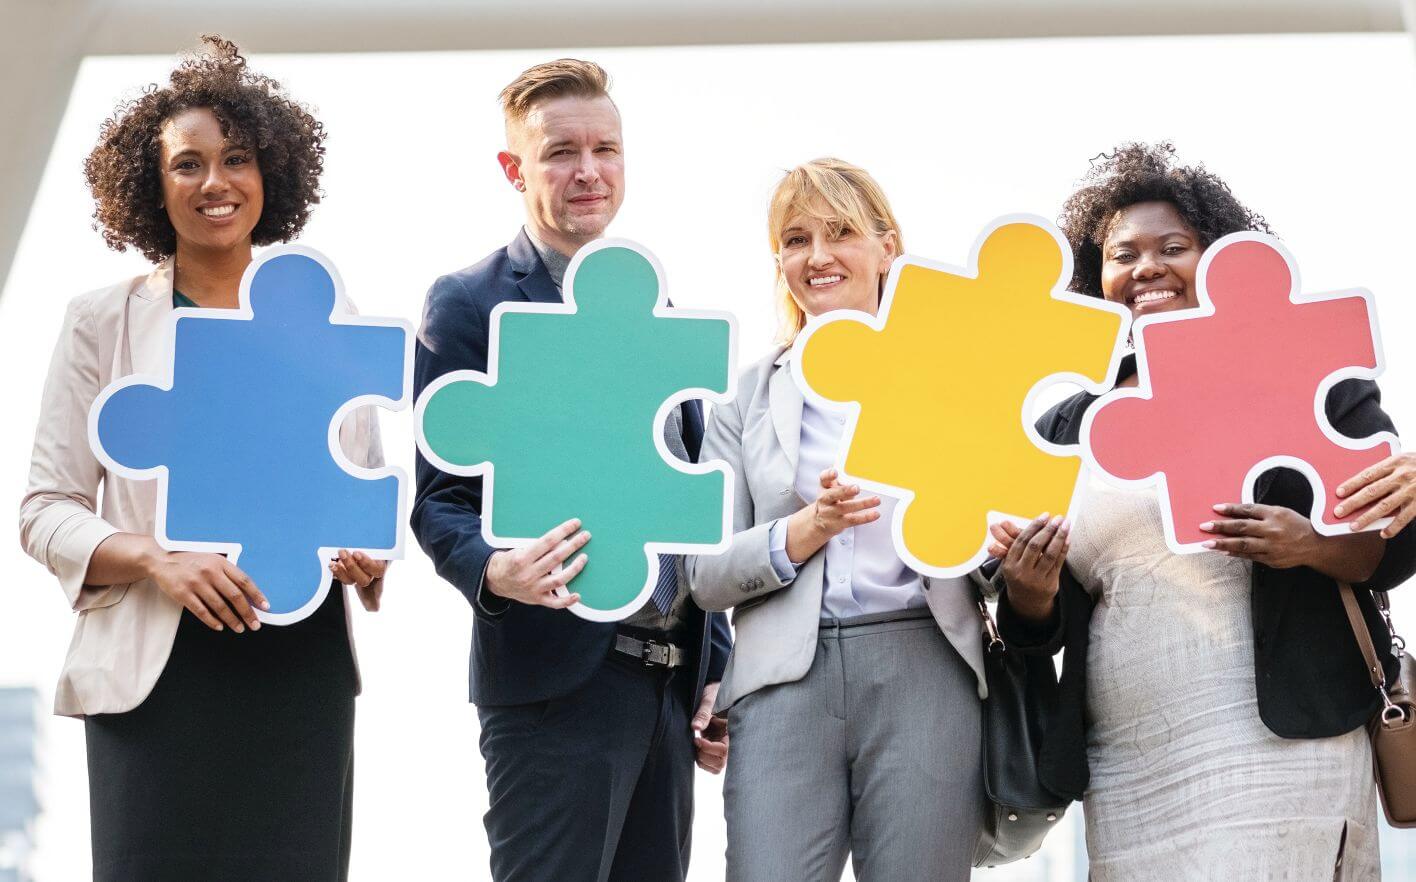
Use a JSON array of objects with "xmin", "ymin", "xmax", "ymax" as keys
[
  {"xmin": 988, "ymin": 143, "xmax": 1416, "ymax": 879},
  {"xmin": 19, "ymin": 36, "xmax": 385, "ymax": 881}
]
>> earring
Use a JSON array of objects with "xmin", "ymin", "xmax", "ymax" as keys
[{"xmin": 514, "ymin": 180, "xmax": 525, "ymax": 192}]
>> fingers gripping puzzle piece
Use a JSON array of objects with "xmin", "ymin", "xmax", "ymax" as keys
[
  {"xmin": 91, "ymin": 247, "xmax": 412, "ymax": 623},
  {"xmin": 416, "ymin": 240, "xmax": 735, "ymax": 621},
  {"xmin": 794, "ymin": 218, "xmax": 1129, "ymax": 577},
  {"xmin": 1081, "ymin": 234, "xmax": 1396, "ymax": 552}
]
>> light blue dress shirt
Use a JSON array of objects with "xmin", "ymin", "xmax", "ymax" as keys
[{"xmin": 767, "ymin": 393, "xmax": 926, "ymax": 619}]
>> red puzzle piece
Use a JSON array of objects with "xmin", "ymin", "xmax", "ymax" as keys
[{"xmin": 1080, "ymin": 233, "xmax": 1397, "ymax": 553}]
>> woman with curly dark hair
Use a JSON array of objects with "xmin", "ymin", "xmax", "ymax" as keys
[
  {"xmin": 18, "ymin": 36, "xmax": 385, "ymax": 881},
  {"xmin": 987, "ymin": 143, "xmax": 1416, "ymax": 879}
]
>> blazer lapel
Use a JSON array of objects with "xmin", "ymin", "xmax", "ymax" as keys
[
  {"xmin": 507, "ymin": 228, "xmax": 563, "ymax": 306},
  {"xmin": 125, "ymin": 259, "xmax": 176, "ymax": 378},
  {"xmin": 768, "ymin": 348, "xmax": 803, "ymax": 472}
]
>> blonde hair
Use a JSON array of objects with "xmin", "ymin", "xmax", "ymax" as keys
[
  {"xmin": 499, "ymin": 58, "xmax": 612, "ymax": 122},
  {"xmin": 767, "ymin": 158, "xmax": 904, "ymax": 345}
]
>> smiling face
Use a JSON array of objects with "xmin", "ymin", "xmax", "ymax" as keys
[
  {"xmin": 498, "ymin": 94, "xmax": 624, "ymax": 256},
  {"xmin": 157, "ymin": 106, "xmax": 263, "ymax": 256},
  {"xmin": 1100, "ymin": 200, "xmax": 1203, "ymax": 319},
  {"xmin": 777, "ymin": 210, "xmax": 898, "ymax": 320}
]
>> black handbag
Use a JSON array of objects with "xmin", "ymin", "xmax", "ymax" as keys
[{"xmin": 972, "ymin": 596, "xmax": 1071, "ymax": 868}]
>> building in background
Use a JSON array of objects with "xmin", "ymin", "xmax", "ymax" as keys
[{"xmin": 0, "ymin": 688, "xmax": 39, "ymax": 882}]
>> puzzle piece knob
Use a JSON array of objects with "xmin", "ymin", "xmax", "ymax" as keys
[
  {"xmin": 976, "ymin": 222, "xmax": 1065, "ymax": 292},
  {"xmin": 249, "ymin": 252, "xmax": 339, "ymax": 323},
  {"xmin": 1203, "ymin": 238, "xmax": 1292, "ymax": 309},
  {"xmin": 573, "ymin": 246, "xmax": 660, "ymax": 314}
]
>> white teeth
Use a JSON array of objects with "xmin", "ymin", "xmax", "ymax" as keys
[
  {"xmin": 200, "ymin": 204, "xmax": 235, "ymax": 218},
  {"xmin": 809, "ymin": 275, "xmax": 842, "ymax": 287},
  {"xmin": 1134, "ymin": 290, "xmax": 1178, "ymax": 304}
]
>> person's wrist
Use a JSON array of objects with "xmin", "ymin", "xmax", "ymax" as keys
[
  {"xmin": 138, "ymin": 542, "xmax": 170, "ymax": 581},
  {"xmin": 483, "ymin": 551, "xmax": 511, "ymax": 599},
  {"xmin": 786, "ymin": 506, "xmax": 825, "ymax": 562},
  {"xmin": 1296, "ymin": 523, "xmax": 1325, "ymax": 569},
  {"xmin": 1005, "ymin": 578, "xmax": 1057, "ymax": 623}
]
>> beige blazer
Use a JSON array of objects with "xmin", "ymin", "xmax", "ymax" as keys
[
  {"xmin": 18, "ymin": 259, "xmax": 386, "ymax": 717},
  {"xmin": 686, "ymin": 347, "xmax": 988, "ymax": 713}
]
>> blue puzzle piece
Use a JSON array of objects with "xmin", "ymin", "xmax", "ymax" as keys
[{"xmin": 89, "ymin": 246, "xmax": 412, "ymax": 624}]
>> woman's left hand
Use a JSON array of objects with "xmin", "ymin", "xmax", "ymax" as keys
[
  {"xmin": 1199, "ymin": 503, "xmax": 1318, "ymax": 569},
  {"xmin": 330, "ymin": 550, "xmax": 389, "ymax": 612},
  {"xmin": 1335, "ymin": 453, "xmax": 1416, "ymax": 539}
]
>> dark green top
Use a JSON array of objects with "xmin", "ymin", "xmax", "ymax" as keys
[{"xmin": 173, "ymin": 290, "xmax": 198, "ymax": 309}]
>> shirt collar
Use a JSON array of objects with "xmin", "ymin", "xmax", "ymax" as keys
[{"xmin": 523, "ymin": 226, "xmax": 573, "ymax": 291}]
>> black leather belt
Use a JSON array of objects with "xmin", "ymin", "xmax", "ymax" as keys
[{"xmin": 613, "ymin": 633, "xmax": 686, "ymax": 668}]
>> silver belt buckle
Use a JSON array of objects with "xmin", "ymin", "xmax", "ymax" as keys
[{"xmin": 640, "ymin": 639, "xmax": 668, "ymax": 667}]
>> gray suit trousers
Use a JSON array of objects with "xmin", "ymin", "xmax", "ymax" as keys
[{"xmin": 724, "ymin": 610, "xmax": 983, "ymax": 882}]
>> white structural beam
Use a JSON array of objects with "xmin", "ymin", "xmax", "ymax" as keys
[
  {"xmin": 0, "ymin": 0, "xmax": 1407, "ymax": 292},
  {"xmin": 69, "ymin": 0, "xmax": 1407, "ymax": 53},
  {"xmin": 2, "ymin": 0, "xmax": 92, "ymax": 301}
]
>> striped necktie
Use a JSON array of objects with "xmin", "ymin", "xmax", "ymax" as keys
[{"xmin": 650, "ymin": 554, "xmax": 678, "ymax": 615}]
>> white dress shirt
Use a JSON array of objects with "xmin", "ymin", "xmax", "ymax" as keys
[{"xmin": 767, "ymin": 393, "xmax": 925, "ymax": 619}]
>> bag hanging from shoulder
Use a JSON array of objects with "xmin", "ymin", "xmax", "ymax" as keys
[
  {"xmin": 972, "ymin": 596, "xmax": 1071, "ymax": 867},
  {"xmin": 1338, "ymin": 583, "xmax": 1416, "ymax": 828}
]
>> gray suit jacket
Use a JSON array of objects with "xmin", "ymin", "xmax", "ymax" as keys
[{"xmin": 686, "ymin": 346, "xmax": 988, "ymax": 713}]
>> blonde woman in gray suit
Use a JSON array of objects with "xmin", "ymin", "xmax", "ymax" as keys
[{"xmin": 686, "ymin": 158, "xmax": 986, "ymax": 882}]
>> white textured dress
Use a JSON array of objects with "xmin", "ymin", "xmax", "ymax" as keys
[{"xmin": 1069, "ymin": 474, "xmax": 1381, "ymax": 881}]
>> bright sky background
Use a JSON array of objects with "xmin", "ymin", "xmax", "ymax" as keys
[{"xmin": 3, "ymin": 33, "xmax": 1416, "ymax": 881}]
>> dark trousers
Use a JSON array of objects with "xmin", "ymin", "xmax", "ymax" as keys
[{"xmin": 476, "ymin": 653, "xmax": 697, "ymax": 882}]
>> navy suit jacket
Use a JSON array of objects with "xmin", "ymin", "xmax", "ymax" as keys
[{"xmin": 412, "ymin": 230, "xmax": 732, "ymax": 707}]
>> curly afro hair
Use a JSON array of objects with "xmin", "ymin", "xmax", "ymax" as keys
[
  {"xmin": 84, "ymin": 35, "xmax": 325, "ymax": 263},
  {"xmin": 1059, "ymin": 142, "xmax": 1271, "ymax": 298}
]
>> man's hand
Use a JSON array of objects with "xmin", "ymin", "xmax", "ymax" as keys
[
  {"xmin": 484, "ymin": 518, "xmax": 591, "ymax": 609},
  {"xmin": 692, "ymin": 681, "xmax": 728, "ymax": 775}
]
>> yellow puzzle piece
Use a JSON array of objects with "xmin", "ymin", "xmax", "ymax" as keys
[{"xmin": 791, "ymin": 215, "xmax": 1130, "ymax": 577}]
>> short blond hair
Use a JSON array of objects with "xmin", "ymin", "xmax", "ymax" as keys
[
  {"xmin": 768, "ymin": 158, "xmax": 904, "ymax": 345},
  {"xmin": 499, "ymin": 58, "xmax": 612, "ymax": 122}
]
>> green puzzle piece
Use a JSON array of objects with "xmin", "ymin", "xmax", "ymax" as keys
[{"xmin": 416, "ymin": 240, "xmax": 736, "ymax": 621}]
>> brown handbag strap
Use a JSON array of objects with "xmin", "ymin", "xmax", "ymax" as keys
[{"xmin": 1339, "ymin": 582, "xmax": 1387, "ymax": 692}]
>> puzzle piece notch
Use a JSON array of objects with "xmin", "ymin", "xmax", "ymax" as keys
[
  {"xmin": 794, "ymin": 217, "xmax": 1129, "ymax": 577},
  {"xmin": 91, "ymin": 246, "xmax": 411, "ymax": 623},
  {"xmin": 416, "ymin": 239, "xmax": 734, "ymax": 621},
  {"xmin": 1083, "ymin": 233, "xmax": 1395, "ymax": 551}
]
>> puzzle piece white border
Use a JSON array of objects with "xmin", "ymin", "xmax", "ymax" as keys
[
  {"xmin": 789, "ymin": 213, "xmax": 1132, "ymax": 579},
  {"xmin": 414, "ymin": 237, "xmax": 739, "ymax": 623},
  {"xmin": 1078, "ymin": 230, "xmax": 1398, "ymax": 555},
  {"xmin": 87, "ymin": 244, "xmax": 414, "ymax": 625}
]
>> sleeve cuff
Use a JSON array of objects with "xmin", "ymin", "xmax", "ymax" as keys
[
  {"xmin": 50, "ymin": 514, "xmax": 121, "ymax": 609},
  {"xmin": 473, "ymin": 553, "xmax": 511, "ymax": 618},
  {"xmin": 995, "ymin": 578, "xmax": 1065, "ymax": 652},
  {"xmin": 767, "ymin": 518, "xmax": 798, "ymax": 584},
  {"xmin": 1354, "ymin": 523, "xmax": 1416, "ymax": 595}
]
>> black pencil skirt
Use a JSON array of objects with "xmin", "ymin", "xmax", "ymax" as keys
[{"xmin": 84, "ymin": 584, "xmax": 358, "ymax": 882}]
